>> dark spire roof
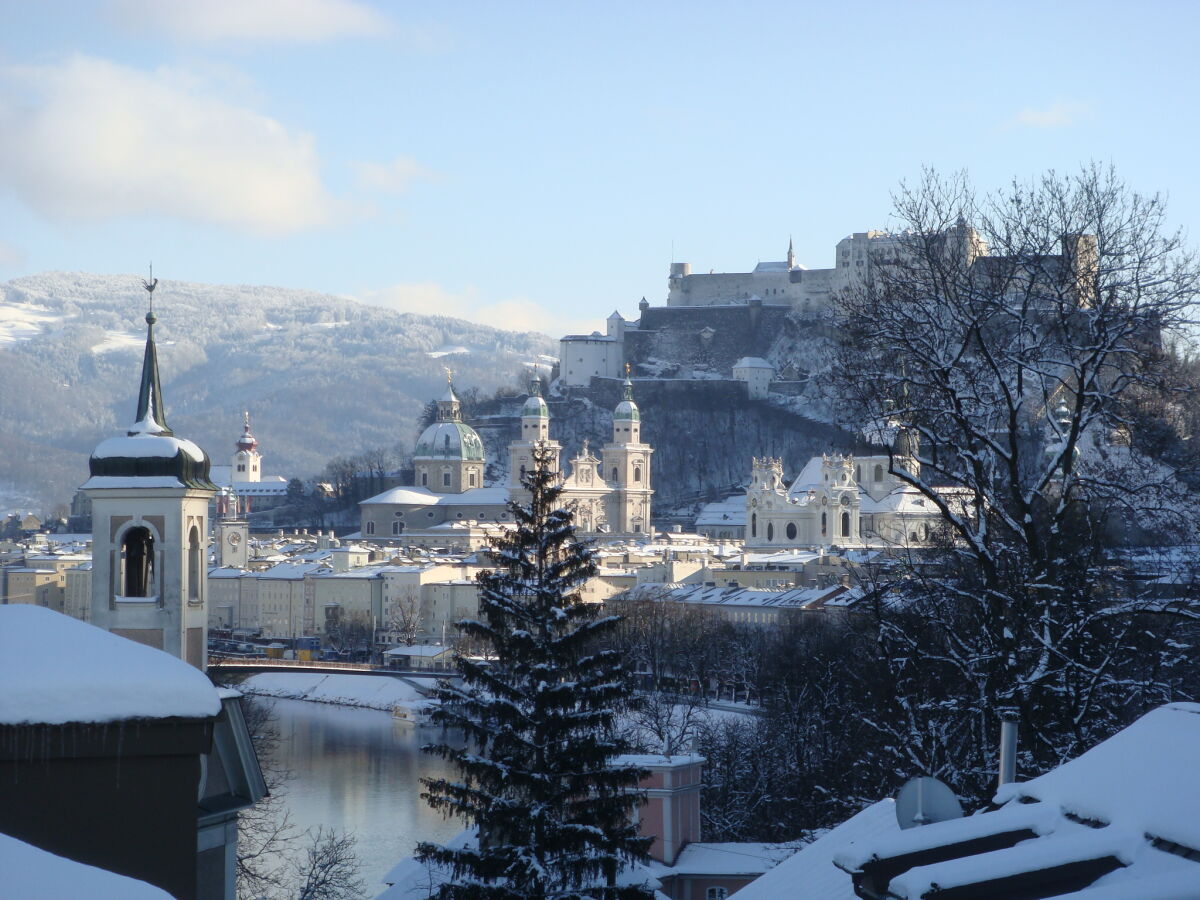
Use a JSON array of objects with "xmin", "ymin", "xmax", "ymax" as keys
[
  {"xmin": 132, "ymin": 272, "xmax": 169, "ymax": 436},
  {"xmin": 131, "ymin": 307, "xmax": 171, "ymax": 436}
]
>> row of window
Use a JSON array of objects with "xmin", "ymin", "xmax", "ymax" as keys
[{"xmin": 750, "ymin": 511, "xmax": 853, "ymax": 540}]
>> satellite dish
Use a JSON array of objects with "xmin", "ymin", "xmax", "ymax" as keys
[{"xmin": 895, "ymin": 776, "xmax": 963, "ymax": 830}]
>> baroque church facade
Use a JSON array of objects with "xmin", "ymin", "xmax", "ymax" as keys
[
  {"xmin": 360, "ymin": 377, "xmax": 653, "ymax": 539},
  {"xmin": 744, "ymin": 430, "xmax": 952, "ymax": 551}
]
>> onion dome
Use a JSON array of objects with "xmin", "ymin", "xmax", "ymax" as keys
[
  {"xmin": 414, "ymin": 376, "xmax": 485, "ymax": 461},
  {"xmin": 613, "ymin": 376, "xmax": 640, "ymax": 422},
  {"xmin": 86, "ymin": 303, "xmax": 216, "ymax": 490},
  {"xmin": 236, "ymin": 411, "xmax": 258, "ymax": 453},
  {"xmin": 522, "ymin": 378, "xmax": 549, "ymax": 419}
]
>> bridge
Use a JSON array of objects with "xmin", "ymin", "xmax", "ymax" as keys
[{"xmin": 207, "ymin": 655, "xmax": 448, "ymax": 679}]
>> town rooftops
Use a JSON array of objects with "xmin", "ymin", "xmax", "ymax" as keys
[
  {"xmin": 834, "ymin": 703, "xmax": 1200, "ymax": 899},
  {"xmin": 0, "ymin": 605, "xmax": 220, "ymax": 725}
]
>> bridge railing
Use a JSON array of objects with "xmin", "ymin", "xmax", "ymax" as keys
[{"xmin": 208, "ymin": 655, "xmax": 375, "ymax": 671}]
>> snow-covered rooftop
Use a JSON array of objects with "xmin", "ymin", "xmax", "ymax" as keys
[
  {"xmin": 360, "ymin": 485, "xmax": 510, "ymax": 507},
  {"xmin": 734, "ymin": 800, "xmax": 896, "ymax": 900},
  {"xmin": 0, "ymin": 606, "xmax": 221, "ymax": 725},
  {"xmin": 835, "ymin": 704, "xmax": 1200, "ymax": 898},
  {"xmin": 0, "ymin": 832, "xmax": 173, "ymax": 900}
]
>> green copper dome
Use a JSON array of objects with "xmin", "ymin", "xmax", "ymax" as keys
[
  {"xmin": 613, "ymin": 377, "xmax": 640, "ymax": 422},
  {"xmin": 414, "ymin": 421, "xmax": 486, "ymax": 461}
]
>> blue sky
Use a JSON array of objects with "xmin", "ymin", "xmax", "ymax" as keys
[{"xmin": 1, "ymin": 0, "xmax": 1197, "ymax": 335}]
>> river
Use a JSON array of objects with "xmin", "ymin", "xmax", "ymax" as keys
[{"xmin": 246, "ymin": 696, "xmax": 465, "ymax": 893}]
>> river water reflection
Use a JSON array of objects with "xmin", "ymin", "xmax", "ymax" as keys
[{"xmin": 248, "ymin": 697, "xmax": 465, "ymax": 892}]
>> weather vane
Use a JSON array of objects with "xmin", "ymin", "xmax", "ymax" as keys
[
  {"xmin": 142, "ymin": 263, "xmax": 158, "ymax": 316},
  {"xmin": 443, "ymin": 365, "xmax": 454, "ymax": 384},
  {"xmin": 625, "ymin": 362, "xmax": 631, "ymax": 377}
]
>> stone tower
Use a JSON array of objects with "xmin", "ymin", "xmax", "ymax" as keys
[
  {"xmin": 601, "ymin": 375, "xmax": 653, "ymax": 533},
  {"xmin": 82, "ymin": 292, "xmax": 216, "ymax": 670},
  {"xmin": 509, "ymin": 378, "xmax": 560, "ymax": 488},
  {"xmin": 232, "ymin": 411, "xmax": 262, "ymax": 482}
]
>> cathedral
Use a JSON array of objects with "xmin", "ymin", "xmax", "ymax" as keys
[{"xmin": 359, "ymin": 376, "xmax": 654, "ymax": 539}]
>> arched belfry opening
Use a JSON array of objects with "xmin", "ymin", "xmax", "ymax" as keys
[
  {"xmin": 121, "ymin": 526, "xmax": 155, "ymax": 598},
  {"xmin": 187, "ymin": 525, "xmax": 202, "ymax": 603}
]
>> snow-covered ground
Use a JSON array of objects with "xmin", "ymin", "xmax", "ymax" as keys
[
  {"xmin": 427, "ymin": 345, "xmax": 470, "ymax": 358},
  {"xmin": 0, "ymin": 301, "xmax": 63, "ymax": 343},
  {"xmin": 90, "ymin": 329, "xmax": 143, "ymax": 354},
  {"xmin": 235, "ymin": 671, "xmax": 431, "ymax": 715}
]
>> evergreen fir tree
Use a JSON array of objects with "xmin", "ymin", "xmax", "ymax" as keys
[{"xmin": 417, "ymin": 443, "xmax": 652, "ymax": 900}]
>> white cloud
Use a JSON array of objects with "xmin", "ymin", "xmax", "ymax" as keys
[
  {"xmin": 1002, "ymin": 102, "xmax": 1089, "ymax": 131},
  {"xmin": 109, "ymin": 0, "xmax": 390, "ymax": 43},
  {"xmin": 351, "ymin": 156, "xmax": 436, "ymax": 194},
  {"xmin": 0, "ymin": 240, "xmax": 24, "ymax": 268},
  {"xmin": 359, "ymin": 282, "xmax": 590, "ymax": 337},
  {"xmin": 0, "ymin": 56, "xmax": 337, "ymax": 235}
]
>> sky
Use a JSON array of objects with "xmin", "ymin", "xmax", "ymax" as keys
[{"xmin": 0, "ymin": 0, "xmax": 1198, "ymax": 337}]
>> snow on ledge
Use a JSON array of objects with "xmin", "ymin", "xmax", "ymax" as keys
[
  {"xmin": 0, "ymin": 606, "xmax": 220, "ymax": 725},
  {"xmin": 0, "ymin": 832, "xmax": 173, "ymax": 900}
]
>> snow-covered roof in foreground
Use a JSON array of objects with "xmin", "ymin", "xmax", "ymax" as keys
[
  {"xmin": 0, "ymin": 606, "xmax": 220, "ymax": 725},
  {"xmin": 0, "ymin": 832, "xmax": 173, "ymax": 900},
  {"xmin": 835, "ymin": 704, "xmax": 1200, "ymax": 899},
  {"xmin": 732, "ymin": 800, "xmax": 896, "ymax": 900},
  {"xmin": 650, "ymin": 842, "xmax": 795, "ymax": 878},
  {"xmin": 91, "ymin": 432, "xmax": 205, "ymax": 463}
]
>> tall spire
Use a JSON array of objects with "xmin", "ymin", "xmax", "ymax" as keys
[
  {"xmin": 787, "ymin": 236, "xmax": 796, "ymax": 269},
  {"xmin": 131, "ymin": 268, "xmax": 170, "ymax": 436}
]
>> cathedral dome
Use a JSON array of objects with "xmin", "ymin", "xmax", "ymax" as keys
[{"xmin": 414, "ymin": 421, "xmax": 486, "ymax": 461}]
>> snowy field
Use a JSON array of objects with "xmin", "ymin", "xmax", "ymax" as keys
[{"xmin": 235, "ymin": 671, "xmax": 431, "ymax": 715}]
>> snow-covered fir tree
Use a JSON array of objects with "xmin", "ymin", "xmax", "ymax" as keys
[{"xmin": 417, "ymin": 443, "xmax": 652, "ymax": 900}]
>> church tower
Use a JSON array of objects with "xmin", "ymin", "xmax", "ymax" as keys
[
  {"xmin": 232, "ymin": 411, "xmax": 262, "ymax": 483},
  {"xmin": 509, "ymin": 378, "xmax": 560, "ymax": 488},
  {"xmin": 413, "ymin": 375, "xmax": 486, "ymax": 493},
  {"xmin": 601, "ymin": 374, "xmax": 654, "ymax": 533},
  {"xmin": 82, "ymin": 283, "xmax": 217, "ymax": 670}
]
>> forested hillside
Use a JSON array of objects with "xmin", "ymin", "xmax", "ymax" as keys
[{"xmin": 0, "ymin": 272, "xmax": 557, "ymax": 512}]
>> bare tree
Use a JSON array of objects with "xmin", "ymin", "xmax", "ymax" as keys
[
  {"xmin": 831, "ymin": 165, "xmax": 1200, "ymax": 801},
  {"xmin": 291, "ymin": 827, "xmax": 366, "ymax": 900}
]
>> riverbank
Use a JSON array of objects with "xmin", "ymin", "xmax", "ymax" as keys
[{"xmin": 231, "ymin": 671, "xmax": 433, "ymax": 716}]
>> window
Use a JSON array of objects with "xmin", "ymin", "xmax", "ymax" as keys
[
  {"xmin": 855, "ymin": 465, "xmax": 861, "ymax": 482},
  {"xmin": 421, "ymin": 471, "xmax": 428, "ymax": 486},
  {"xmin": 469, "ymin": 472, "xmax": 477, "ymax": 487},
  {"xmin": 366, "ymin": 521, "xmax": 375, "ymax": 535},
  {"xmin": 612, "ymin": 467, "xmax": 619, "ymax": 482},
  {"xmin": 119, "ymin": 525, "xmax": 154, "ymax": 597},
  {"xmin": 786, "ymin": 522, "xmax": 797, "ymax": 540},
  {"xmin": 874, "ymin": 464, "xmax": 883, "ymax": 482},
  {"xmin": 821, "ymin": 512, "xmax": 827, "ymax": 536},
  {"xmin": 237, "ymin": 463, "xmax": 245, "ymax": 472},
  {"xmin": 767, "ymin": 522, "xmax": 774, "ymax": 541},
  {"xmin": 392, "ymin": 521, "xmax": 403, "ymax": 535},
  {"xmin": 187, "ymin": 525, "xmax": 202, "ymax": 603},
  {"xmin": 707, "ymin": 888, "xmax": 728, "ymax": 900},
  {"xmin": 750, "ymin": 513, "xmax": 757, "ymax": 538},
  {"xmin": 443, "ymin": 472, "xmax": 451, "ymax": 487},
  {"xmin": 841, "ymin": 512, "xmax": 851, "ymax": 538},
  {"xmin": 633, "ymin": 466, "xmax": 642, "ymax": 482}
]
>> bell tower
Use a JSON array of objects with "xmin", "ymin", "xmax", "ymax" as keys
[
  {"xmin": 82, "ymin": 276, "xmax": 217, "ymax": 669},
  {"xmin": 509, "ymin": 378, "xmax": 560, "ymax": 488},
  {"xmin": 232, "ymin": 410, "xmax": 262, "ymax": 483},
  {"xmin": 601, "ymin": 372, "xmax": 654, "ymax": 533}
]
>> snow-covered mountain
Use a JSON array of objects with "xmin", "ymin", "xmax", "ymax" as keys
[{"xmin": 0, "ymin": 272, "xmax": 557, "ymax": 511}]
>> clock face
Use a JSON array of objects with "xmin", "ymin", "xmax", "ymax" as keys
[{"xmin": 227, "ymin": 531, "xmax": 242, "ymax": 547}]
